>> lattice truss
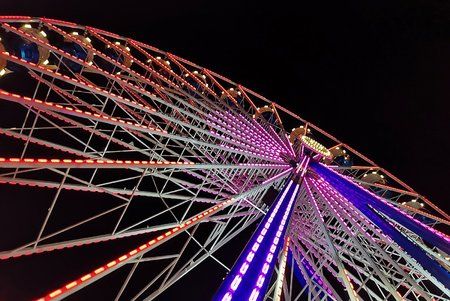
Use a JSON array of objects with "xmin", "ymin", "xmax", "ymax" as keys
[{"xmin": 0, "ymin": 16, "xmax": 448, "ymax": 301}]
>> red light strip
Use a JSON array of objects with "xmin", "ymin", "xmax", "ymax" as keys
[
  {"xmin": 0, "ymin": 85, "xmax": 151, "ymax": 155},
  {"xmin": 0, "ymin": 157, "xmax": 288, "ymax": 170},
  {"xmin": 0, "ymin": 89, "xmax": 165, "ymax": 134},
  {"xmin": 0, "ymin": 157, "xmax": 194, "ymax": 168},
  {"xmin": 27, "ymin": 72, "xmax": 158, "ymax": 150},
  {"xmin": 35, "ymin": 198, "xmax": 235, "ymax": 301},
  {"xmin": 166, "ymin": 53, "xmax": 218, "ymax": 97},
  {"xmin": 127, "ymin": 39, "xmax": 200, "ymax": 94},
  {"xmin": 35, "ymin": 22, "xmax": 167, "ymax": 93},
  {"xmin": 0, "ymin": 25, "xmax": 165, "ymax": 113},
  {"xmin": 0, "ymin": 51, "xmax": 279, "ymax": 161},
  {"xmin": 0, "ymin": 128, "xmax": 91, "ymax": 158},
  {"xmin": 40, "ymin": 17, "xmax": 78, "ymax": 27},
  {"xmin": 202, "ymin": 69, "xmax": 238, "ymax": 105},
  {"xmin": 0, "ymin": 26, "xmax": 285, "ymax": 161},
  {"xmin": 0, "ymin": 15, "xmax": 32, "ymax": 21}
]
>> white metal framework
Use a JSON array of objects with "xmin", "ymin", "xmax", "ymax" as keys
[{"xmin": 0, "ymin": 16, "xmax": 448, "ymax": 301}]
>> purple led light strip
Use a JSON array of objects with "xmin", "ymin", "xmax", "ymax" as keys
[
  {"xmin": 218, "ymin": 157, "xmax": 310, "ymax": 301},
  {"xmin": 210, "ymin": 111, "xmax": 283, "ymax": 151},
  {"xmin": 207, "ymin": 116, "xmax": 282, "ymax": 151},
  {"xmin": 262, "ymin": 168, "xmax": 293, "ymax": 185},
  {"xmin": 311, "ymin": 177, "xmax": 394, "ymax": 244},
  {"xmin": 303, "ymin": 177, "xmax": 361, "ymax": 300},
  {"xmin": 206, "ymin": 111, "xmax": 285, "ymax": 161},
  {"xmin": 248, "ymin": 183, "xmax": 300, "ymax": 301},
  {"xmin": 221, "ymin": 180, "xmax": 295, "ymax": 301},
  {"xmin": 319, "ymin": 163, "xmax": 450, "ymax": 243}
]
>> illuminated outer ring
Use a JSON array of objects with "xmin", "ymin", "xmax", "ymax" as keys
[
  {"xmin": 300, "ymin": 135, "xmax": 332, "ymax": 159},
  {"xmin": 0, "ymin": 16, "xmax": 449, "ymax": 301}
]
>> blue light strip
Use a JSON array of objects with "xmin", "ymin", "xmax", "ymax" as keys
[
  {"xmin": 214, "ymin": 178, "xmax": 300, "ymax": 301},
  {"xmin": 310, "ymin": 161, "xmax": 450, "ymax": 288}
]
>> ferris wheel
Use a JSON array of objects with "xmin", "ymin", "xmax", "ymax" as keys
[{"xmin": 0, "ymin": 16, "xmax": 448, "ymax": 301}]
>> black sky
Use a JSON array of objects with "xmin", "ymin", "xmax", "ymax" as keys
[
  {"xmin": 3, "ymin": 0, "xmax": 449, "ymax": 210},
  {"xmin": 1, "ymin": 0, "xmax": 450, "ymax": 299}
]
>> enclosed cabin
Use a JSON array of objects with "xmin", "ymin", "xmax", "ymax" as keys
[
  {"xmin": 254, "ymin": 105, "xmax": 282, "ymax": 128},
  {"xmin": 361, "ymin": 171, "xmax": 392, "ymax": 199},
  {"xmin": 323, "ymin": 146, "xmax": 352, "ymax": 167},
  {"xmin": 182, "ymin": 70, "xmax": 208, "ymax": 96},
  {"xmin": 3, "ymin": 24, "xmax": 51, "ymax": 72},
  {"xmin": 0, "ymin": 37, "xmax": 9, "ymax": 77},
  {"xmin": 60, "ymin": 31, "xmax": 94, "ymax": 73},
  {"xmin": 150, "ymin": 56, "xmax": 171, "ymax": 78},
  {"xmin": 401, "ymin": 198, "xmax": 424, "ymax": 210},
  {"xmin": 98, "ymin": 41, "xmax": 132, "ymax": 74},
  {"xmin": 220, "ymin": 87, "xmax": 245, "ymax": 108},
  {"xmin": 399, "ymin": 197, "xmax": 434, "ymax": 225}
]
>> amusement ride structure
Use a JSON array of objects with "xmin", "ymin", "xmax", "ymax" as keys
[{"xmin": 0, "ymin": 16, "xmax": 448, "ymax": 301}]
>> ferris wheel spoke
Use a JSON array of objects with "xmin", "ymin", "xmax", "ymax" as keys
[
  {"xmin": 136, "ymin": 182, "xmax": 280, "ymax": 301},
  {"xmin": 0, "ymin": 69, "xmax": 286, "ymax": 162},
  {"xmin": 33, "ymin": 176, "xmax": 276, "ymax": 301},
  {"xmin": 27, "ymin": 107, "xmax": 154, "ymax": 157},
  {"xmin": 0, "ymin": 220, "xmax": 181, "ymax": 260},
  {"xmin": 308, "ymin": 177, "xmax": 431, "ymax": 300},
  {"xmin": 0, "ymin": 127, "xmax": 92, "ymax": 158},
  {"xmin": 288, "ymin": 237, "xmax": 342, "ymax": 301},
  {"xmin": 206, "ymin": 110, "xmax": 286, "ymax": 153},
  {"xmin": 2, "ymin": 201, "xmax": 128, "ymax": 257},
  {"xmin": 0, "ymin": 157, "xmax": 289, "ymax": 170},
  {"xmin": 301, "ymin": 178, "xmax": 360, "ymax": 301},
  {"xmin": 136, "ymin": 204, "xmax": 265, "ymax": 301},
  {"xmin": 316, "ymin": 175, "xmax": 441, "ymax": 271},
  {"xmin": 28, "ymin": 71, "xmax": 112, "ymax": 117},
  {"xmin": 33, "ymin": 201, "xmax": 230, "ymax": 301},
  {"xmin": 0, "ymin": 94, "xmax": 287, "ymax": 161},
  {"xmin": 375, "ymin": 210, "xmax": 450, "ymax": 269},
  {"xmin": 0, "ymin": 175, "xmax": 221, "ymax": 202},
  {"xmin": 309, "ymin": 171, "xmax": 450, "ymax": 298},
  {"xmin": 291, "ymin": 229, "xmax": 343, "ymax": 297},
  {"xmin": 292, "ymin": 227, "xmax": 390, "ymax": 301},
  {"xmin": 0, "ymin": 168, "xmax": 229, "ymax": 256},
  {"xmin": 291, "ymin": 180, "xmax": 402, "ymax": 300},
  {"xmin": 0, "ymin": 133, "xmax": 250, "ymax": 199},
  {"xmin": 0, "ymin": 163, "xmax": 288, "ymax": 210}
]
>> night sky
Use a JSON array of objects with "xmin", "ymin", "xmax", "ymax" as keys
[{"xmin": 1, "ymin": 0, "xmax": 450, "ymax": 300}]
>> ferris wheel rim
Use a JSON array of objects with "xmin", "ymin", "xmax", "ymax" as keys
[{"xmin": 0, "ymin": 15, "xmax": 448, "ymax": 301}]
